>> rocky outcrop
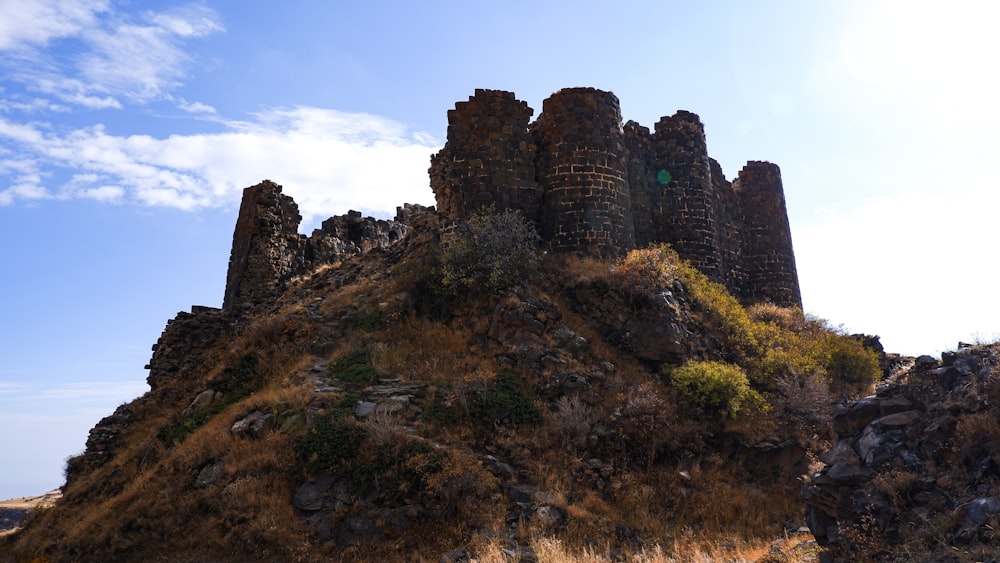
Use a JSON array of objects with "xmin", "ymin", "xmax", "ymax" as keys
[{"xmin": 803, "ymin": 344, "xmax": 1000, "ymax": 562}]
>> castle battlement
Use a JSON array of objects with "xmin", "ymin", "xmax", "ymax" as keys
[
  {"xmin": 430, "ymin": 87, "xmax": 802, "ymax": 308},
  {"xmin": 222, "ymin": 88, "xmax": 801, "ymax": 313}
]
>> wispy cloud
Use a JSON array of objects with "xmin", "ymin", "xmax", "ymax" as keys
[
  {"xmin": 0, "ymin": 0, "xmax": 222, "ymax": 107},
  {"xmin": 0, "ymin": 107, "xmax": 439, "ymax": 220},
  {"xmin": 0, "ymin": 0, "xmax": 109, "ymax": 50}
]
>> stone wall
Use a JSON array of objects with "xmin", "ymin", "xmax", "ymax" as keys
[
  {"xmin": 430, "ymin": 88, "xmax": 803, "ymax": 308},
  {"xmin": 222, "ymin": 180, "xmax": 412, "ymax": 313}
]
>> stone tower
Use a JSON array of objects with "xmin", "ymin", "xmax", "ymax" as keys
[
  {"xmin": 734, "ymin": 161, "xmax": 802, "ymax": 307},
  {"xmin": 429, "ymin": 89, "xmax": 540, "ymax": 223},
  {"xmin": 431, "ymin": 87, "xmax": 802, "ymax": 308},
  {"xmin": 534, "ymin": 87, "xmax": 635, "ymax": 258}
]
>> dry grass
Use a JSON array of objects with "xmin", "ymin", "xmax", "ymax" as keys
[{"xmin": 470, "ymin": 532, "xmax": 819, "ymax": 562}]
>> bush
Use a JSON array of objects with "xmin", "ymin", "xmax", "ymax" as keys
[
  {"xmin": 613, "ymin": 244, "xmax": 680, "ymax": 295},
  {"xmin": 297, "ymin": 413, "xmax": 367, "ymax": 469},
  {"xmin": 329, "ymin": 347, "xmax": 378, "ymax": 384},
  {"xmin": 667, "ymin": 361, "xmax": 768, "ymax": 419},
  {"xmin": 470, "ymin": 372, "xmax": 542, "ymax": 427},
  {"xmin": 825, "ymin": 334, "xmax": 882, "ymax": 390},
  {"xmin": 440, "ymin": 208, "xmax": 541, "ymax": 294}
]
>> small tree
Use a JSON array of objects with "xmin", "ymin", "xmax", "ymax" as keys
[{"xmin": 440, "ymin": 208, "xmax": 541, "ymax": 294}]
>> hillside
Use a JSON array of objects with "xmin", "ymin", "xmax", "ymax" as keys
[
  {"xmin": 2, "ymin": 185, "xmax": 887, "ymax": 562},
  {"xmin": 5, "ymin": 87, "xmax": 967, "ymax": 562}
]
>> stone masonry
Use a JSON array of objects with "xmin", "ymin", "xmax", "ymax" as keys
[
  {"xmin": 222, "ymin": 180, "xmax": 412, "ymax": 312},
  {"xmin": 430, "ymin": 87, "xmax": 802, "ymax": 308}
]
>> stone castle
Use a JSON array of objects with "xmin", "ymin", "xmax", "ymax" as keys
[
  {"xmin": 430, "ymin": 87, "xmax": 801, "ymax": 308},
  {"xmin": 219, "ymin": 87, "xmax": 801, "ymax": 313}
]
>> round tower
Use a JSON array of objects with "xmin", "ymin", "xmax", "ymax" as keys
[
  {"xmin": 734, "ymin": 161, "xmax": 802, "ymax": 308},
  {"xmin": 652, "ymin": 111, "xmax": 721, "ymax": 280},
  {"xmin": 429, "ymin": 89, "xmax": 540, "ymax": 223},
  {"xmin": 535, "ymin": 87, "xmax": 634, "ymax": 257}
]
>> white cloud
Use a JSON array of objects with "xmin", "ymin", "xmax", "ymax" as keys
[
  {"xmin": 176, "ymin": 99, "xmax": 216, "ymax": 114},
  {"xmin": 0, "ymin": 0, "xmax": 108, "ymax": 50},
  {"xmin": 0, "ymin": 1, "xmax": 222, "ymax": 107},
  {"xmin": 0, "ymin": 107, "xmax": 440, "ymax": 220},
  {"xmin": 78, "ymin": 5, "xmax": 222, "ymax": 102}
]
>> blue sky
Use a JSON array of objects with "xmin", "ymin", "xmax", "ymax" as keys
[{"xmin": 1, "ymin": 0, "xmax": 998, "ymax": 498}]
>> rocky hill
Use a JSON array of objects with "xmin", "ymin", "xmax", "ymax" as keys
[
  {"xmin": 0, "ymin": 185, "xmax": 880, "ymax": 562},
  {"xmin": 6, "ymin": 87, "xmax": 983, "ymax": 562}
]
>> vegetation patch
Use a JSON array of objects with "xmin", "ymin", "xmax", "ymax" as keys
[
  {"xmin": 328, "ymin": 347, "xmax": 378, "ymax": 384},
  {"xmin": 666, "ymin": 360, "xmax": 767, "ymax": 419},
  {"xmin": 159, "ymin": 354, "xmax": 262, "ymax": 445},
  {"xmin": 440, "ymin": 208, "xmax": 541, "ymax": 294}
]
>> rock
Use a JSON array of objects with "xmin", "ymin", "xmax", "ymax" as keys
[
  {"xmin": 825, "ymin": 462, "xmax": 873, "ymax": 485},
  {"xmin": 293, "ymin": 482, "xmax": 324, "ymax": 511},
  {"xmin": 914, "ymin": 355, "xmax": 939, "ymax": 371},
  {"xmin": 194, "ymin": 462, "xmax": 224, "ymax": 489},
  {"xmin": 535, "ymin": 505, "xmax": 564, "ymax": 526},
  {"xmin": 355, "ymin": 401, "xmax": 376, "ymax": 417},
  {"xmin": 336, "ymin": 516, "xmax": 380, "ymax": 546},
  {"xmin": 818, "ymin": 439, "xmax": 860, "ymax": 466},
  {"xmin": 508, "ymin": 485, "xmax": 536, "ymax": 504},
  {"xmin": 440, "ymin": 550, "xmax": 469, "ymax": 563},
  {"xmin": 182, "ymin": 389, "xmax": 217, "ymax": 415},
  {"xmin": 832, "ymin": 397, "xmax": 883, "ymax": 438},
  {"xmin": 231, "ymin": 411, "xmax": 275, "ymax": 438},
  {"xmin": 964, "ymin": 497, "xmax": 1000, "ymax": 528}
]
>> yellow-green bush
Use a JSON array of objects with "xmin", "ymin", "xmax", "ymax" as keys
[
  {"xmin": 612, "ymin": 245, "xmax": 882, "ymax": 402},
  {"xmin": 612, "ymin": 243, "xmax": 680, "ymax": 295},
  {"xmin": 667, "ymin": 361, "xmax": 767, "ymax": 419}
]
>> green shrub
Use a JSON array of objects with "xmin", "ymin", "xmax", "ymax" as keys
[
  {"xmin": 667, "ymin": 361, "xmax": 768, "ymax": 419},
  {"xmin": 329, "ymin": 348, "xmax": 378, "ymax": 384},
  {"xmin": 356, "ymin": 309, "xmax": 387, "ymax": 332},
  {"xmin": 297, "ymin": 413, "xmax": 367, "ymax": 469},
  {"xmin": 440, "ymin": 208, "xmax": 541, "ymax": 294},
  {"xmin": 470, "ymin": 372, "xmax": 542, "ymax": 426},
  {"xmin": 676, "ymin": 261, "xmax": 761, "ymax": 361},
  {"xmin": 825, "ymin": 335, "xmax": 882, "ymax": 389}
]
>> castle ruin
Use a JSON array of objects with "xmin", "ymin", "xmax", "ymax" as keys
[
  {"xmin": 430, "ymin": 87, "xmax": 801, "ymax": 308},
  {"xmin": 221, "ymin": 87, "xmax": 801, "ymax": 313}
]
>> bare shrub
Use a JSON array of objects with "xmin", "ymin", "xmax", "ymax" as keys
[
  {"xmin": 361, "ymin": 410, "xmax": 405, "ymax": 447},
  {"xmin": 612, "ymin": 244, "xmax": 680, "ymax": 295},
  {"xmin": 440, "ymin": 207, "xmax": 541, "ymax": 294},
  {"xmin": 775, "ymin": 371, "xmax": 833, "ymax": 425},
  {"xmin": 549, "ymin": 396, "xmax": 595, "ymax": 451}
]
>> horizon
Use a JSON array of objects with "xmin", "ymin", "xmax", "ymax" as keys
[{"xmin": 2, "ymin": 0, "xmax": 1000, "ymax": 499}]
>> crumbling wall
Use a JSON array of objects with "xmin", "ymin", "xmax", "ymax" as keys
[
  {"xmin": 222, "ymin": 181, "xmax": 413, "ymax": 313},
  {"xmin": 222, "ymin": 180, "xmax": 304, "ymax": 311},
  {"xmin": 429, "ymin": 89, "xmax": 539, "ymax": 222}
]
